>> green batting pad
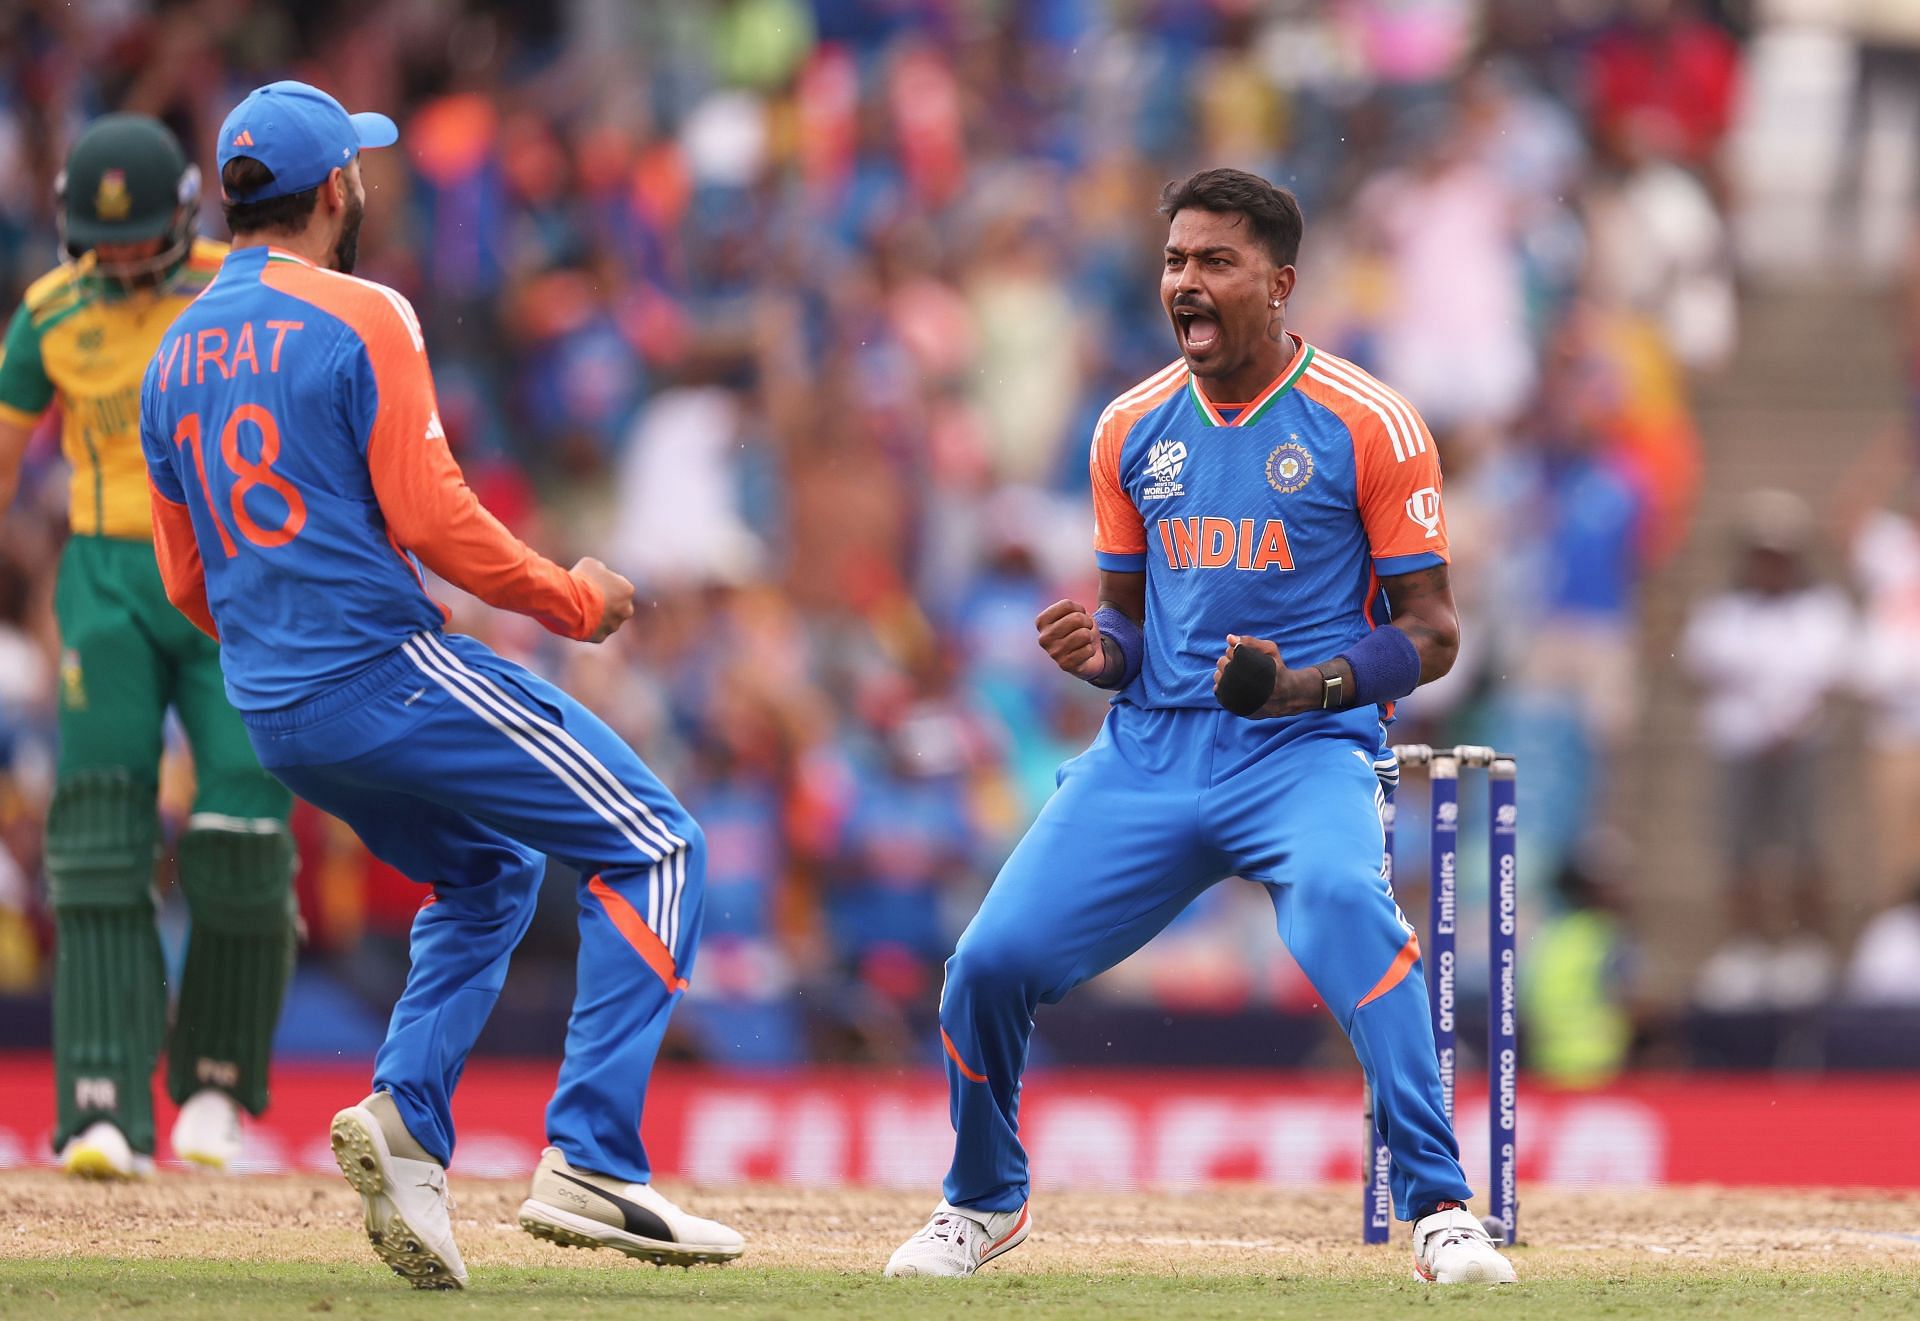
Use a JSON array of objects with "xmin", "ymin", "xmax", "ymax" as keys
[
  {"xmin": 51, "ymin": 902, "xmax": 166, "ymax": 1153},
  {"xmin": 44, "ymin": 770, "xmax": 158, "ymax": 907},
  {"xmin": 168, "ymin": 822, "xmax": 297, "ymax": 1113}
]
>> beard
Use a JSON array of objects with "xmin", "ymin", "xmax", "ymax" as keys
[{"xmin": 331, "ymin": 192, "xmax": 364, "ymax": 274}]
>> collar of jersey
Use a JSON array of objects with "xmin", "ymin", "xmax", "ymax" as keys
[
  {"xmin": 1187, "ymin": 338, "xmax": 1314, "ymax": 428},
  {"xmin": 261, "ymin": 245, "xmax": 317, "ymax": 268}
]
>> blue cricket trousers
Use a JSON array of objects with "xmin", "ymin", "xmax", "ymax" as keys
[
  {"xmin": 244, "ymin": 630, "xmax": 702, "ymax": 1184},
  {"xmin": 939, "ymin": 702, "xmax": 1471, "ymax": 1221}
]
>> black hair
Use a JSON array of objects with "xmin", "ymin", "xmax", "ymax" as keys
[
  {"xmin": 221, "ymin": 157, "xmax": 320, "ymax": 236},
  {"xmin": 1158, "ymin": 168, "xmax": 1304, "ymax": 268}
]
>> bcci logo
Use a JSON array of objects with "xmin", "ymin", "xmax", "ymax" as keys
[
  {"xmin": 1143, "ymin": 440, "xmax": 1187, "ymax": 501},
  {"xmin": 1405, "ymin": 486, "xmax": 1442, "ymax": 539},
  {"xmin": 1266, "ymin": 441, "xmax": 1313, "ymax": 494}
]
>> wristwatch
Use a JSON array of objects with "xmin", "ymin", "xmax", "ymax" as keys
[{"xmin": 1321, "ymin": 671, "xmax": 1344, "ymax": 710}]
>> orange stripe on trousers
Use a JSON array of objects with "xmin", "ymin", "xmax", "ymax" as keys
[
  {"xmin": 587, "ymin": 875, "xmax": 687, "ymax": 992},
  {"xmin": 1355, "ymin": 931, "xmax": 1421, "ymax": 1009},
  {"xmin": 942, "ymin": 1027, "xmax": 988, "ymax": 1082}
]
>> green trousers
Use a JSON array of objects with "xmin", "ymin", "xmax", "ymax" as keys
[{"xmin": 49, "ymin": 535, "xmax": 294, "ymax": 1156}]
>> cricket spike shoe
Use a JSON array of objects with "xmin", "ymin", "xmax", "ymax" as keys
[
  {"xmin": 328, "ymin": 1092, "xmax": 467, "ymax": 1290},
  {"xmin": 171, "ymin": 1089, "xmax": 244, "ymax": 1171},
  {"xmin": 518, "ymin": 1147, "xmax": 744, "ymax": 1266},
  {"xmin": 1413, "ymin": 1204, "xmax": 1518, "ymax": 1284},
  {"xmin": 884, "ymin": 1200, "xmax": 1030, "ymax": 1277},
  {"xmin": 60, "ymin": 1121, "xmax": 153, "ymax": 1180}
]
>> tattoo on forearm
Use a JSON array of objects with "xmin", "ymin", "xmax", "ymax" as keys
[{"xmin": 1382, "ymin": 564, "xmax": 1459, "ymax": 680}]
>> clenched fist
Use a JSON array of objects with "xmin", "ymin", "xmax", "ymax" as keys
[
  {"xmin": 1035, "ymin": 599, "xmax": 1111, "ymax": 683},
  {"xmin": 573, "ymin": 556, "xmax": 636, "ymax": 643}
]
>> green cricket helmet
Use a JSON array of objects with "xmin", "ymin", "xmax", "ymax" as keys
[{"xmin": 56, "ymin": 114, "xmax": 201, "ymax": 284}]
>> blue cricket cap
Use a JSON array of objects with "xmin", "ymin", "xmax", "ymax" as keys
[{"xmin": 217, "ymin": 80, "xmax": 398, "ymax": 202}]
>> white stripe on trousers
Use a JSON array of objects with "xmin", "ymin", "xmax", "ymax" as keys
[
  {"xmin": 403, "ymin": 637, "xmax": 672, "ymax": 860},
  {"xmin": 419, "ymin": 636, "xmax": 690, "ymax": 954},
  {"xmin": 401, "ymin": 636, "xmax": 689, "ymax": 956},
  {"xmin": 648, "ymin": 862, "xmax": 662, "ymax": 945},
  {"xmin": 422, "ymin": 635, "xmax": 684, "ymax": 855}
]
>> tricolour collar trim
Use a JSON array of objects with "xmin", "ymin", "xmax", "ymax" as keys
[{"xmin": 1187, "ymin": 339, "xmax": 1314, "ymax": 428}]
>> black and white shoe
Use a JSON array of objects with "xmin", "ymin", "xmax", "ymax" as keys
[{"xmin": 518, "ymin": 1146, "xmax": 743, "ymax": 1266}]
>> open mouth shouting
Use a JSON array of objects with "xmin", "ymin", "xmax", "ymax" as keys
[{"xmin": 1173, "ymin": 303, "xmax": 1221, "ymax": 360}]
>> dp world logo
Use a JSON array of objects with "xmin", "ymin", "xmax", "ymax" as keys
[
  {"xmin": 1495, "ymin": 803, "xmax": 1517, "ymax": 830},
  {"xmin": 1143, "ymin": 440, "xmax": 1188, "ymax": 501},
  {"xmin": 1436, "ymin": 801, "xmax": 1459, "ymax": 826}
]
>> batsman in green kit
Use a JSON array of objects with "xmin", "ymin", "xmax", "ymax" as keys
[{"xmin": 0, "ymin": 116, "xmax": 295, "ymax": 1176}]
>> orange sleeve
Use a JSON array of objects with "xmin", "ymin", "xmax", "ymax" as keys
[
  {"xmin": 1351, "ymin": 391, "xmax": 1450, "ymax": 571},
  {"xmin": 352, "ymin": 297, "xmax": 605, "ymax": 640},
  {"xmin": 148, "ymin": 480, "xmax": 219, "ymax": 639},
  {"xmin": 1089, "ymin": 409, "xmax": 1147, "ymax": 569}
]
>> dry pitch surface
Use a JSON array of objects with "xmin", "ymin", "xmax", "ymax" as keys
[{"xmin": 1, "ymin": 1173, "xmax": 1916, "ymax": 1318}]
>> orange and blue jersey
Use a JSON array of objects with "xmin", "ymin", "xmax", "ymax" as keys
[
  {"xmin": 931, "ymin": 338, "xmax": 1473, "ymax": 1220},
  {"xmin": 139, "ymin": 244, "xmax": 601, "ymax": 711},
  {"xmin": 1090, "ymin": 337, "xmax": 1449, "ymax": 709},
  {"xmin": 141, "ymin": 237, "xmax": 700, "ymax": 1185}
]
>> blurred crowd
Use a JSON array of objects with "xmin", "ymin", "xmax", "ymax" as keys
[{"xmin": 0, "ymin": 0, "xmax": 1909, "ymax": 1073}]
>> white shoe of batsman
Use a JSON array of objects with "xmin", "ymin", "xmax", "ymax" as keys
[
  {"xmin": 884, "ymin": 1200, "xmax": 1030, "ymax": 1278},
  {"xmin": 328, "ymin": 1092, "xmax": 467, "ymax": 1290},
  {"xmin": 171, "ymin": 1089, "xmax": 244, "ymax": 1171},
  {"xmin": 1413, "ymin": 1205, "xmax": 1518, "ymax": 1284},
  {"xmin": 60, "ymin": 1121, "xmax": 153, "ymax": 1180}
]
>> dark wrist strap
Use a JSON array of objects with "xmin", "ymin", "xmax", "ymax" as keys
[
  {"xmin": 1335, "ymin": 624, "xmax": 1421, "ymax": 707},
  {"xmin": 1091, "ymin": 605, "xmax": 1143, "ymax": 690}
]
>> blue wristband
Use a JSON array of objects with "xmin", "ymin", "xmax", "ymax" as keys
[
  {"xmin": 1091, "ymin": 606, "xmax": 1143, "ymax": 690},
  {"xmin": 1335, "ymin": 624, "xmax": 1422, "ymax": 707}
]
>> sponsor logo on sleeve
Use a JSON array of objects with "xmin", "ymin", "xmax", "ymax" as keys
[{"xmin": 1405, "ymin": 486, "xmax": 1442, "ymax": 539}]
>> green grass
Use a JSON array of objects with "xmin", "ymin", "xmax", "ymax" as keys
[{"xmin": 4, "ymin": 1259, "xmax": 1917, "ymax": 1320}]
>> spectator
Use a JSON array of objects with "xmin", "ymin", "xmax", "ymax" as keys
[
  {"xmin": 1583, "ymin": 115, "xmax": 1737, "ymax": 373},
  {"xmin": 1525, "ymin": 849, "xmax": 1640, "ymax": 1088},
  {"xmin": 1583, "ymin": 0, "xmax": 1741, "ymax": 181},
  {"xmin": 1682, "ymin": 490, "xmax": 1854, "ymax": 1010},
  {"xmin": 1847, "ymin": 461, "xmax": 1920, "ymax": 917},
  {"xmin": 1844, "ymin": 877, "xmax": 1920, "ymax": 1007},
  {"xmin": 1350, "ymin": 103, "xmax": 1534, "ymax": 432},
  {"xmin": 1501, "ymin": 312, "xmax": 1650, "ymax": 761}
]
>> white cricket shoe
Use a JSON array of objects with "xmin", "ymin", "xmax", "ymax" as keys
[
  {"xmin": 171, "ymin": 1089, "xmax": 244, "ymax": 1171},
  {"xmin": 60, "ymin": 1121, "xmax": 153, "ymax": 1180},
  {"xmin": 518, "ymin": 1146, "xmax": 743, "ymax": 1265},
  {"xmin": 329, "ymin": 1092, "xmax": 467, "ymax": 1290},
  {"xmin": 884, "ymin": 1199, "xmax": 1030, "ymax": 1278},
  {"xmin": 1413, "ymin": 1205, "xmax": 1517, "ymax": 1284}
]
